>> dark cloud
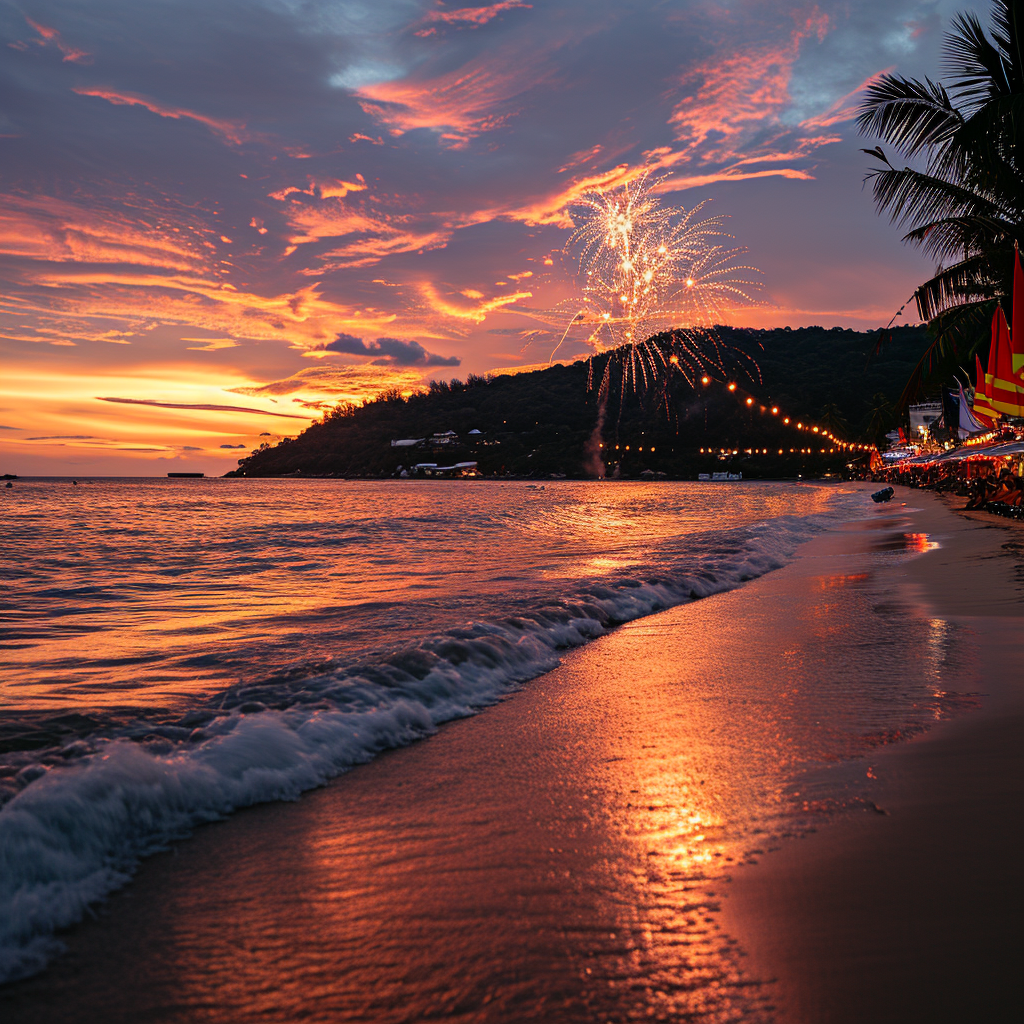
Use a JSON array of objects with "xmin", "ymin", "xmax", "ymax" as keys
[
  {"xmin": 26, "ymin": 434, "xmax": 107, "ymax": 441},
  {"xmin": 326, "ymin": 333, "xmax": 460, "ymax": 366},
  {"xmin": 219, "ymin": 443, "xmax": 247, "ymax": 449},
  {"xmin": 97, "ymin": 397, "xmax": 307, "ymax": 418}
]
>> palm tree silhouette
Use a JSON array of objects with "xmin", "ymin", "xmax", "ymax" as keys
[{"xmin": 857, "ymin": 0, "xmax": 1023, "ymax": 404}]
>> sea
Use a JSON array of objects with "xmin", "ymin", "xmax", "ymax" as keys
[{"xmin": 0, "ymin": 477, "xmax": 948, "ymax": 998}]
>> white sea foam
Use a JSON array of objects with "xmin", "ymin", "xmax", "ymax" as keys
[{"xmin": 0, "ymin": 510, "xmax": 833, "ymax": 984}]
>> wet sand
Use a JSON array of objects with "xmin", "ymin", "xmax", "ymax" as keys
[
  {"xmin": 2, "ymin": 485, "xmax": 1021, "ymax": 1022},
  {"xmin": 722, "ymin": 487, "xmax": 1024, "ymax": 1023}
]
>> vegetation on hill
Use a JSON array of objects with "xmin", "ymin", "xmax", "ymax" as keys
[{"xmin": 230, "ymin": 325, "xmax": 928, "ymax": 479}]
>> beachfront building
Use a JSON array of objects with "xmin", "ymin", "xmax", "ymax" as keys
[{"xmin": 909, "ymin": 402, "xmax": 942, "ymax": 439}]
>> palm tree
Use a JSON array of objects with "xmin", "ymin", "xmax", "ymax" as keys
[
  {"xmin": 819, "ymin": 401, "xmax": 849, "ymax": 438},
  {"xmin": 865, "ymin": 391, "xmax": 895, "ymax": 446},
  {"xmin": 857, "ymin": 0, "xmax": 1023, "ymax": 405}
]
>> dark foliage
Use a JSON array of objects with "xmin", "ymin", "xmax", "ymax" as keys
[{"xmin": 858, "ymin": 1, "xmax": 1024, "ymax": 401}]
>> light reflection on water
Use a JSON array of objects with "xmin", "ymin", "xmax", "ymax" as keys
[
  {"xmin": 1, "ymin": 477, "xmax": 840, "ymax": 711},
  {"xmin": 0, "ymin": 498, "xmax": 987, "ymax": 1023}
]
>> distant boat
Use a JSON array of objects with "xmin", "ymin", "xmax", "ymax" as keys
[
  {"xmin": 1, "ymin": 474, "xmax": 16, "ymax": 480},
  {"xmin": 167, "ymin": 472, "xmax": 205, "ymax": 478},
  {"xmin": 698, "ymin": 472, "xmax": 742, "ymax": 481}
]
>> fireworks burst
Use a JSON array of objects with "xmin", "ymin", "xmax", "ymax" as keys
[{"xmin": 520, "ymin": 174, "xmax": 762, "ymax": 397}]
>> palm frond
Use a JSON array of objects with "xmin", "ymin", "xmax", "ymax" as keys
[
  {"xmin": 913, "ymin": 257, "xmax": 1002, "ymax": 321},
  {"xmin": 944, "ymin": 11, "xmax": 1012, "ymax": 110},
  {"xmin": 856, "ymin": 75, "xmax": 961, "ymax": 158},
  {"xmin": 894, "ymin": 301, "xmax": 994, "ymax": 409},
  {"xmin": 902, "ymin": 214, "xmax": 1017, "ymax": 260},
  {"xmin": 866, "ymin": 165, "xmax": 1006, "ymax": 241}
]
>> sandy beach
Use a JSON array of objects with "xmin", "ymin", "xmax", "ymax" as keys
[
  {"xmin": 1, "ymin": 484, "xmax": 1021, "ymax": 1023},
  {"xmin": 722, "ymin": 488, "xmax": 1024, "ymax": 1023}
]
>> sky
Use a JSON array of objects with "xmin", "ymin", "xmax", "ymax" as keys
[{"xmin": 0, "ymin": 0, "xmax": 981, "ymax": 475}]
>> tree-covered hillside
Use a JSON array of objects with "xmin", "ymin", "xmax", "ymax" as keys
[{"xmin": 231, "ymin": 325, "xmax": 928, "ymax": 479}]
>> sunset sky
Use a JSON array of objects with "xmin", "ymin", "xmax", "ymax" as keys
[{"xmin": 1, "ymin": 0, "xmax": 971, "ymax": 475}]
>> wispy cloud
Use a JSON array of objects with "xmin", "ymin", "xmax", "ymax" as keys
[
  {"xmin": 72, "ymin": 87, "xmax": 252, "ymax": 145},
  {"xmin": 97, "ymin": 397, "xmax": 308, "ymax": 418},
  {"xmin": 414, "ymin": 2, "xmax": 532, "ymax": 37}
]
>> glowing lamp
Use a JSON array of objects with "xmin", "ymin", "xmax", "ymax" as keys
[
  {"xmin": 701, "ymin": 376, "xmax": 709, "ymax": 384},
  {"xmin": 728, "ymin": 383, "xmax": 737, "ymax": 391},
  {"xmin": 783, "ymin": 417, "xmax": 790, "ymax": 424},
  {"xmin": 685, "ymin": 278, "xmax": 695, "ymax": 288},
  {"xmin": 771, "ymin": 407, "xmax": 778, "ymax": 414},
  {"xmin": 746, "ymin": 397, "xmax": 753, "ymax": 406},
  {"xmin": 669, "ymin": 355, "xmax": 679, "ymax": 364}
]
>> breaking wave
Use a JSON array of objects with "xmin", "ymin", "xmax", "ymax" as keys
[{"xmin": 0, "ymin": 511, "xmax": 831, "ymax": 984}]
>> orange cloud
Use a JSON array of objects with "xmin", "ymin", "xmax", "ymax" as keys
[
  {"xmin": 414, "ymin": 1, "xmax": 532, "ymax": 36},
  {"xmin": 72, "ymin": 87, "xmax": 252, "ymax": 145},
  {"xmin": 354, "ymin": 55, "xmax": 543, "ymax": 142},
  {"xmin": 0, "ymin": 194, "xmax": 203, "ymax": 271},
  {"xmin": 667, "ymin": 10, "xmax": 832, "ymax": 166},
  {"xmin": 230, "ymin": 364, "xmax": 425, "ymax": 403},
  {"xmin": 25, "ymin": 17, "xmax": 90, "ymax": 63},
  {"xmin": 419, "ymin": 282, "xmax": 532, "ymax": 322}
]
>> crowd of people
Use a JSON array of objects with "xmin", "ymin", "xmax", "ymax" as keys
[{"xmin": 877, "ymin": 435, "xmax": 1024, "ymax": 521}]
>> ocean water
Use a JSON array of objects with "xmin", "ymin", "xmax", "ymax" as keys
[{"xmin": 0, "ymin": 478, "xmax": 850, "ymax": 984}]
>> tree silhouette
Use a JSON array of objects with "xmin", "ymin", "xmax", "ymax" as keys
[{"xmin": 858, "ymin": 0, "xmax": 1023, "ymax": 404}]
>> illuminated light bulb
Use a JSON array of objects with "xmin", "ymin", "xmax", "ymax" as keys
[
  {"xmin": 746, "ymin": 397, "xmax": 754, "ymax": 406},
  {"xmin": 686, "ymin": 278, "xmax": 695, "ymax": 288},
  {"xmin": 778, "ymin": 449, "xmax": 783, "ymax": 454},
  {"xmin": 650, "ymin": 447, "xmax": 655, "ymax": 452},
  {"xmin": 669, "ymin": 355, "xmax": 679, "ymax": 364},
  {"xmin": 602, "ymin": 312, "xmax": 610, "ymax": 319},
  {"xmin": 797, "ymin": 423, "xmax": 803, "ymax": 429},
  {"xmin": 643, "ymin": 270, "xmax": 653, "ymax": 282},
  {"xmin": 728, "ymin": 383, "xmax": 737, "ymax": 391},
  {"xmin": 783, "ymin": 417, "xmax": 790, "ymax": 424},
  {"xmin": 812, "ymin": 426, "xmax": 819, "ymax": 433},
  {"xmin": 701, "ymin": 376, "xmax": 709, "ymax": 384},
  {"xmin": 771, "ymin": 407, "xmax": 778, "ymax": 414}
]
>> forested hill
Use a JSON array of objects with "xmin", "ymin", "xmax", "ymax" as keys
[{"xmin": 230, "ymin": 324, "xmax": 928, "ymax": 479}]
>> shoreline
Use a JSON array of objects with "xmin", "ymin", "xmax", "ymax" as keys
[
  {"xmin": 1, "ymin": 484, "xmax": 1019, "ymax": 1021},
  {"xmin": 721, "ymin": 485, "xmax": 1024, "ymax": 1023}
]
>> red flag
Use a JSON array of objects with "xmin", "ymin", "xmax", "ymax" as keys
[
  {"xmin": 1014, "ymin": 246, "xmax": 1024, "ymax": 382},
  {"xmin": 990, "ymin": 306, "xmax": 1024, "ymax": 416},
  {"xmin": 972, "ymin": 353, "xmax": 997, "ymax": 426}
]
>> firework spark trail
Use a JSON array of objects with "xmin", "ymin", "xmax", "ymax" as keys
[{"xmin": 517, "ymin": 174, "xmax": 762, "ymax": 396}]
